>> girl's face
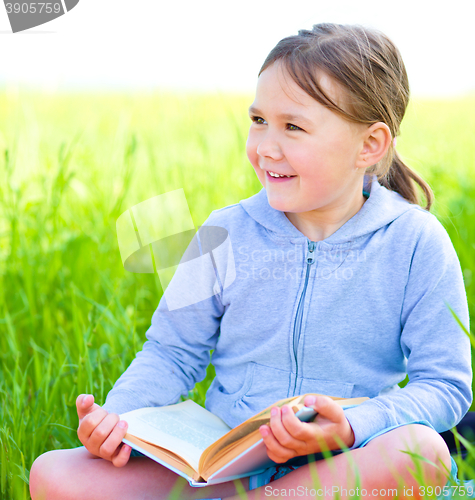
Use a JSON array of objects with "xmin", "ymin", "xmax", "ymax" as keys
[{"xmin": 246, "ymin": 62, "xmax": 369, "ymax": 217}]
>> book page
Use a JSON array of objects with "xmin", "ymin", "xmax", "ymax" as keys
[
  {"xmin": 200, "ymin": 396, "xmax": 301, "ymax": 465},
  {"xmin": 199, "ymin": 394, "xmax": 369, "ymax": 474},
  {"xmin": 120, "ymin": 400, "xmax": 231, "ymax": 473}
]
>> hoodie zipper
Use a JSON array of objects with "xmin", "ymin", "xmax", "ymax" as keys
[{"xmin": 291, "ymin": 239, "xmax": 316, "ymax": 396}]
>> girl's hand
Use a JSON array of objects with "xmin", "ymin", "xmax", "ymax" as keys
[
  {"xmin": 76, "ymin": 394, "xmax": 132, "ymax": 467},
  {"xmin": 259, "ymin": 395, "xmax": 355, "ymax": 464}
]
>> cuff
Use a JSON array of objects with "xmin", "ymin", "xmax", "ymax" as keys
[
  {"xmin": 344, "ymin": 402, "xmax": 435, "ymax": 449},
  {"xmin": 343, "ymin": 400, "xmax": 391, "ymax": 449}
]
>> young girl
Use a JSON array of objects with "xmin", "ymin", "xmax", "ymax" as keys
[{"xmin": 30, "ymin": 23, "xmax": 472, "ymax": 499}]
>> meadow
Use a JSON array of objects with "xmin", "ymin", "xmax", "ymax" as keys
[{"xmin": 0, "ymin": 87, "xmax": 475, "ymax": 499}]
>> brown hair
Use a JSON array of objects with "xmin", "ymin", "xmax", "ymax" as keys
[{"xmin": 258, "ymin": 23, "xmax": 434, "ymax": 211}]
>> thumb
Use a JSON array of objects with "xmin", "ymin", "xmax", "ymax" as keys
[
  {"xmin": 76, "ymin": 394, "xmax": 100, "ymax": 420},
  {"xmin": 304, "ymin": 395, "xmax": 344, "ymax": 423}
]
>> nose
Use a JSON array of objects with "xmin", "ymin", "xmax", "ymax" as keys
[{"xmin": 256, "ymin": 132, "xmax": 284, "ymax": 160}]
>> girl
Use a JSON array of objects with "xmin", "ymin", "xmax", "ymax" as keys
[{"xmin": 30, "ymin": 23, "xmax": 472, "ymax": 499}]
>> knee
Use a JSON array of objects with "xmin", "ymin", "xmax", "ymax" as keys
[
  {"xmin": 400, "ymin": 424, "xmax": 450, "ymax": 463},
  {"xmin": 416, "ymin": 425, "xmax": 451, "ymax": 484},
  {"xmin": 30, "ymin": 450, "xmax": 55, "ymax": 500},
  {"xmin": 29, "ymin": 449, "xmax": 73, "ymax": 500},
  {"xmin": 386, "ymin": 424, "xmax": 451, "ymax": 486}
]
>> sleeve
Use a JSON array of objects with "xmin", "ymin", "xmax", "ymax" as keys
[
  {"xmin": 344, "ymin": 214, "xmax": 473, "ymax": 448},
  {"xmin": 102, "ymin": 212, "xmax": 227, "ymax": 415}
]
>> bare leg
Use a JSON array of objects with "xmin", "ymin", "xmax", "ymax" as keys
[
  {"xmin": 30, "ymin": 424, "xmax": 451, "ymax": 500},
  {"xmin": 29, "ymin": 446, "xmax": 251, "ymax": 500},
  {"xmin": 224, "ymin": 424, "xmax": 452, "ymax": 500}
]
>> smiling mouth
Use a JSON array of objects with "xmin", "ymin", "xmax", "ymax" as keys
[{"xmin": 266, "ymin": 170, "xmax": 297, "ymax": 178}]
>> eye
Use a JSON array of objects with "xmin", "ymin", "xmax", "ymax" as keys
[
  {"xmin": 287, "ymin": 124, "xmax": 302, "ymax": 131},
  {"xmin": 250, "ymin": 115, "xmax": 303, "ymax": 131},
  {"xmin": 250, "ymin": 115, "xmax": 266, "ymax": 125}
]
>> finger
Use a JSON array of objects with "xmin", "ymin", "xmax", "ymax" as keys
[
  {"xmin": 111, "ymin": 443, "xmax": 132, "ymax": 468},
  {"xmin": 269, "ymin": 406, "xmax": 306, "ymax": 450},
  {"xmin": 78, "ymin": 408, "xmax": 109, "ymax": 443},
  {"xmin": 76, "ymin": 394, "xmax": 94, "ymax": 419},
  {"xmin": 77, "ymin": 394, "xmax": 102, "ymax": 421},
  {"xmin": 259, "ymin": 425, "xmax": 295, "ymax": 463},
  {"xmin": 87, "ymin": 412, "xmax": 120, "ymax": 453},
  {"xmin": 280, "ymin": 405, "xmax": 311, "ymax": 441},
  {"xmin": 308, "ymin": 396, "xmax": 345, "ymax": 424},
  {"xmin": 99, "ymin": 419, "xmax": 129, "ymax": 461},
  {"xmin": 304, "ymin": 397, "xmax": 345, "ymax": 451}
]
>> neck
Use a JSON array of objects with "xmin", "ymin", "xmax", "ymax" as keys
[{"xmin": 284, "ymin": 189, "xmax": 367, "ymax": 242}]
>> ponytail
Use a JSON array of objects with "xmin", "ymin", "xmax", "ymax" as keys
[{"xmin": 376, "ymin": 151, "xmax": 434, "ymax": 212}]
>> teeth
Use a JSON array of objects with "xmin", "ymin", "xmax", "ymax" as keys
[{"xmin": 268, "ymin": 171, "xmax": 293, "ymax": 178}]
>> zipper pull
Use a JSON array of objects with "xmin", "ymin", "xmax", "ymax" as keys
[{"xmin": 306, "ymin": 240, "xmax": 316, "ymax": 264}]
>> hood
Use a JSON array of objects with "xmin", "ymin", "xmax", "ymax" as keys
[{"xmin": 239, "ymin": 174, "xmax": 418, "ymax": 245}]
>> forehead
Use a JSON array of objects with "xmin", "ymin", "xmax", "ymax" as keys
[{"xmin": 253, "ymin": 61, "xmax": 346, "ymax": 112}]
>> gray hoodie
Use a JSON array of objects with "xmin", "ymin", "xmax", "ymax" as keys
[{"xmin": 103, "ymin": 174, "xmax": 472, "ymax": 448}]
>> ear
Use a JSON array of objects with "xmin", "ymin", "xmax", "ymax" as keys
[{"xmin": 355, "ymin": 122, "xmax": 392, "ymax": 169}]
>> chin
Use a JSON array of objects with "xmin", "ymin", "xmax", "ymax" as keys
[{"xmin": 265, "ymin": 192, "xmax": 294, "ymax": 213}]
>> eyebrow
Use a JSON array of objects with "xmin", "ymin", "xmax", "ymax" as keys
[{"xmin": 248, "ymin": 106, "xmax": 313, "ymax": 125}]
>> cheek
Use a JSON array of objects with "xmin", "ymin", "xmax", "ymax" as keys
[
  {"xmin": 245, "ymin": 132, "xmax": 259, "ymax": 166},
  {"xmin": 323, "ymin": 131, "xmax": 356, "ymax": 164},
  {"xmin": 289, "ymin": 147, "xmax": 323, "ymax": 177},
  {"xmin": 293, "ymin": 139, "xmax": 346, "ymax": 179}
]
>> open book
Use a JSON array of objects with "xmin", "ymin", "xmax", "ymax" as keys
[{"xmin": 120, "ymin": 393, "xmax": 368, "ymax": 487}]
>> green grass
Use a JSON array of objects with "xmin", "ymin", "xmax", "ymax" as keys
[{"xmin": 0, "ymin": 88, "xmax": 475, "ymax": 499}]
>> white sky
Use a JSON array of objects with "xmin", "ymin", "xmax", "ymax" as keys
[{"xmin": 0, "ymin": 0, "xmax": 474, "ymax": 97}]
